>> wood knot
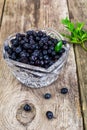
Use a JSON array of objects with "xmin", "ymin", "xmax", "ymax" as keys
[{"xmin": 16, "ymin": 102, "xmax": 36, "ymax": 125}]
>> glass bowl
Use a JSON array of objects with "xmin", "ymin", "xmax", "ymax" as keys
[{"xmin": 3, "ymin": 28, "xmax": 70, "ymax": 88}]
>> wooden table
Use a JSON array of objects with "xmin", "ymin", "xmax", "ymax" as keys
[{"xmin": 0, "ymin": 0, "xmax": 87, "ymax": 130}]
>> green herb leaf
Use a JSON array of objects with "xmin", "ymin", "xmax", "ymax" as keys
[
  {"xmin": 61, "ymin": 17, "xmax": 87, "ymax": 51},
  {"xmin": 55, "ymin": 41, "xmax": 63, "ymax": 52}
]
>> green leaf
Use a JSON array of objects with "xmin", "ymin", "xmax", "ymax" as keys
[
  {"xmin": 55, "ymin": 41, "xmax": 63, "ymax": 52},
  {"xmin": 61, "ymin": 17, "xmax": 87, "ymax": 51},
  {"xmin": 76, "ymin": 22, "xmax": 84, "ymax": 31}
]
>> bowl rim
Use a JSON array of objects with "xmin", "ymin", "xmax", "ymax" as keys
[{"xmin": 3, "ymin": 28, "xmax": 70, "ymax": 73}]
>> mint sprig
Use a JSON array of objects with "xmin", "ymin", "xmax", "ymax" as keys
[
  {"xmin": 61, "ymin": 17, "xmax": 87, "ymax": 51},
  {"xmin": 55, "ymin": 41, "xmax": 63, "ymax": 52}
]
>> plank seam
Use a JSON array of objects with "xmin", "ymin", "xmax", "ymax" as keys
[{"xmin": 0, "ymin": 0, "xmax": 6, "ymax": 29}]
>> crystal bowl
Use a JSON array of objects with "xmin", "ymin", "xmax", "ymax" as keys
[{"xmin": 3, "ymin": 28, "xmax": 70, "ymax": 88}]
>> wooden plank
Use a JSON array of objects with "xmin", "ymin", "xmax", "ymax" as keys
[
  {"xmin": 0, "ymin": 0, "xmax": 5, "ymax": 26},
  {"xmin": 0, "ymin": 0, "xmax": 83, "ymax": 130},
  {"xmin": 67, "ymin": 0, "xmax": 87, "ymax": 129}
]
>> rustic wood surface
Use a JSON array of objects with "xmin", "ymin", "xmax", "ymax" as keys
[
  {"xmin": 67, "ymin": 0, "xmax": 87, "ymax": 129},
  {"xmin": 0, "ymin": 0, "xmax": 84, "ymax": 130}
]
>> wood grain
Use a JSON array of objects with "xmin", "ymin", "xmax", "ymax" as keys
[
  {"xmin": 0, "ymin": 0, "xmax": 83, "ymax": 130},
  {"xmin": 67, "ymin": 0, "xmax": 87, "ymax": 129}
]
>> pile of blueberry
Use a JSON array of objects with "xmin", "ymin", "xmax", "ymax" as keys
[{"xmin": 5, "ymin": 30, "xmax": 66, "ymax": 68}]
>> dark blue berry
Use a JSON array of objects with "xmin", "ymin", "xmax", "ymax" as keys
[
  {"xmin": 37, "ymin": 31, "xmax": 43, "ymax": 37},
  {"xmin": 48, "ymin": 41, "xmax": 53, "ymax": 45},
  {"xmin": 11, "ymin": 39, "xmax": 18, "ymax": 46},
  {"xmin": 35, "ymin": 60, "xmax": 40, "ymax": 66},
  {"xmin": 23, "ymin": 43, "xmax": 30, "ymax": 49},
  {"xmin": 46, "ymin": 111, "xmax": 54, "ymax": 119},
  {"xmin": 61, "ymin": 88, "xmax": 68, "ymax": 94},
  {"xmin": 36, "ymin": 37, "xmax": 40, "ymax": 41},
  {"xmin": 20, "ymin": 51, "xmax": 27, "ymax": 57},
  {"xmin": 43, "ymin": 50, "xmax": 48, "ymax": 55},
  {"xmin": 30, "ymin": 39, "xmax": 35, "ymax": 44},
  {"xmin": 44, "ymin": 93, "xmax": 51, "ymax": 99},
  {"xmin": 23, "ymin": 104, "xmax": 31, "ymax": 111},
  {"xmin": 29, "ymin": 61, "xmax": 35, "ymax": 65},
  {"xmin": 49, "ymin": 61, "xmax": 54, "ymax": 66},
  {"xmin": 51, "ymin": 51, "xmax": 56, "ymax": 56},
  {"xmin": 43, "ymin": 45, "xmax": 48, "ymax": 50},
  {"xmin": 33, "ymin": 50, "xmax": 39, "ymax": 57},
  {"xmin": 40, "ymin": 60, "xmax": 44, "ymax": 66},
  {"xmin": 16, "ymin": 33, "xmax": 22, "ymax": 41},
  {"xmin": 44, "ymin": 55, "xmax": 49, "ymax": 60},
  {"xmin": 15, "ymin": 46, "xmax": 22, "ymax": 54},
  {"xmin": 62, "ymin": 40, "xmax": 67, "ymax": 44},
  {"xmin": 31, "ymin": 55, "xmax": 38, "ymax": 61},
  {"xmin": 4, "ymin": 45, "xmax": 10, "ymax": 51},
  {"xmin": 10, "ymin": 52, "xmax": 16, "ymax": 60},
  {"xmin": 53, "ymin": 39, "xmax": 58, "ymax": 44}
]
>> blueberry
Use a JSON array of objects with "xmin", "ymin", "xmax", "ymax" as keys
[
  {"xmin": 37, "ymin": 31, "xmax": 43, "ymax": 37},
  {"xmin": 29, "ymin": 39, "xmax": 35, "ymax": 44},
  {"xmin": 11, "ymin": 39, "xmax": 18, "ymax": 46},
  {"xmin": 50, "ymin": 46, "xmax": 54, "ymax": 51},
  {"xmin": 49, "ymin": 61, "xmax": 54, "ymax": 66},
  {"xmin": 31, "ymin": 44, "xmax": 36, "ymax": 50},
  {"xmin": 53, "ymin": 39, "xmax": 58, "ymax": 44},
  {"xmin": 40, "ymin": 60, "xmax": 44, "ymax": 66},
  {"xmin": 43, "ymin": 50, "xmax": 48, "ymax": 55},
  {"xmin": 58, "ymin": 48, "xmax": 65, "ymax": 56},
  {"xmin": 7, "ymin": 47, "xmax": 13, "ymax": 55},
  {"xmin": 51, "ymin": 51, "xmax": 56, "ymax": 56},
  {"xmin": 23, "ymin": 37, "xmax": 28, "ymax": 43},
  {"xmin": 62, "ymin": 40, "xmax": 67, "ymax": 44},
  {"xmin": 43, "ymin": 45, "xmax": 48, "ymax": 50},
  {"xmin": 4, "ymin": 45, "xmax": 10, "ymax": 51},
  {"xmin": 48, "ymin": 49, "xmax": 52, "ymax": 54},
  {"xmin": 29, "ymin": 35, "xmax": 34, "ymax": 40},
  {"xmin": 20, "ymin": 40, "xmax": 25, "ymax": 45},
  {"xmin": 15, "ymin": 46, "xmax": 22, "ymax": 54},
  {"xmin": 29, "ymin": 61, "xmax": 35, "ymax": 65},
  {"xmin": 44, "ymin": 93, "xmax": 51, "ymax": 99},
  {"xmin": 59, "ymin": 48, "xmax": 65, "ymax": 53},
  {"xmin": 16, "ymin": 33, "xmax": 22, "ymax": 41},
  {"xmin": 36, "ymin": 37, "xmax": 40, "ymax": 41},
  {"xmin": 44, "ymin": 60, "xmax": 49, "ymax": 64},
  {"xmin": 44, "ymin": 55, "xmax": 49, "ymax": 60},
  {"xmin": 23, "ymin": 104, "xmax": 31, "ymax": 112},
  {"xmin": 46, "ymin": 111, "xmax": 54, "ymax": 119},
  {"xmin": 61, "ymin": 88, "xmax": 68, "ymax": 94},
  {"xmin": 48, "ymin": 41, "xmax": 53, "ymax": 45},
  {"xmin": 35, "ymin": 60, "xmax": 40, "ymax": 66},
  {"xmin": 19, "ymin": 57, "xmax": 28, "ymax": 64},
  {"xmin": 10, "ymin": 52, "xmax": 16, "ymax": 60},
  {"xmin": 31, "ymin": 55, "xmax": 37, "ymax": 61},
  {"xmin": 41, "ymin": 37, "xmax": 48, "ymax": 43},
  {"xmin": 39, "ymin": 41, "xmax": 44, "ymax": 47},
  {"xmin": 20, "ymin": 51, "xmax": 27, "ymax": 57},
  {"xmin": 39, "ymin": 56, "xmax": 43, "ymax": 60},
  {"xmin": 23, "ymin": 43, "xmax": 30, "ymax": 49},
  {"xmin": 26, "ymin": 30, "xmax": 33, "ymax": 36},
  {"xmin": 33, "ymin": 50, "xmax": 39, "ymax": 57},
  {"xmin": 55, "ymin": 55, "xmax": 60, "ymax": 60}
]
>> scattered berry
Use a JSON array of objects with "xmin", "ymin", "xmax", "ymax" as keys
[
  {"xmin": 23, "ymin": 104, "xmax": 31, "ymax": 111},
  {"xmin": 46, "ymin": 111, "xmax": 54, "ymax": 119},
  {"xmin": 44, "ymin": 93, "xmax": 51, "ymax": 99},
  {"xmin": 61, "ymin": 88, "xmax": 68, "ymax": 94}
]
